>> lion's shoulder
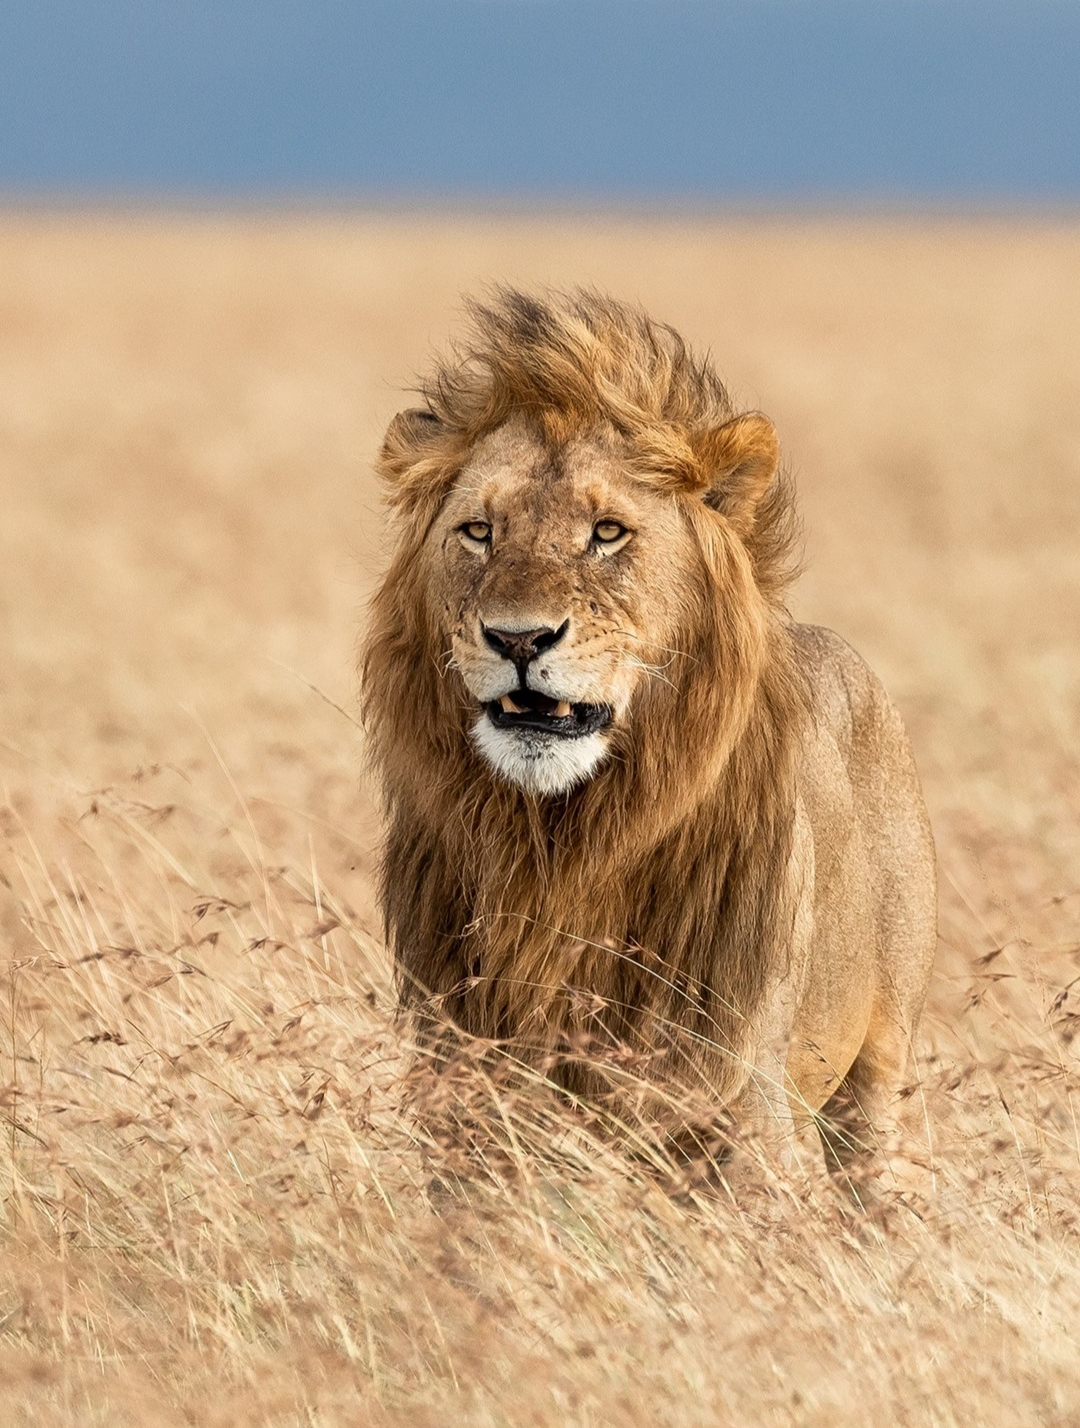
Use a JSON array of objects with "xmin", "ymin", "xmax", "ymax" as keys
[
  {"xmin": 791, "ymin": 623, "xmax": 902, "ymax": 757},
  {"xmin": 789, "ymin": 624, "xmax": 927, "ymax": 882}
]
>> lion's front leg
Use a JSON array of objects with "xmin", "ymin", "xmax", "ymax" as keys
[
  {"xmin": 661, "ymin": 1002, "xmax": 805, "ymax": 1201},
  {"xmin": 704, "ymin": 931, "xmax": 815, "ymax": 1202},
  {"xmin": 710, "ymin": 826, "xmax": 815, "ymax": 1197},
  {"xmin": 711, "ymin": 1045, "xmax": 803, "ymax": 1203}
]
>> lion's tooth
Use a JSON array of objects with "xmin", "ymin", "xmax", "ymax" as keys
[
  {"xmin": 554, "ymin": 701, "xmax": 571, "ymax": 718},
  {"xmin": 500, "ymin": 694, "xmax": 524, "ymax": 714}
]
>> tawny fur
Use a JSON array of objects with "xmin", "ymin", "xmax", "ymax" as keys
[{"xmin": 361, "ymin": 288, "xmax": 937, "ymax": 1176}]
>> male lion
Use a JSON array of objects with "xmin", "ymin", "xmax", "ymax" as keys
[{"xmin": 362, "ymin": 289, "xmax": 936, "ymax": 1187}]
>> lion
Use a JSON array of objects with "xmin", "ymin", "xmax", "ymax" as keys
[{"xmin": 361, "ymin": 288, "xmax": 937, "ymax": 1188}]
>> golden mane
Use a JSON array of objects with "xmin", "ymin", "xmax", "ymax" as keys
[{"xmin": 361, "ymin": 288, "xmax": 809, "ymax": 1115}]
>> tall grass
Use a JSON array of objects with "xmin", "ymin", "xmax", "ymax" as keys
[{"xmin": 3, "ymin": 724, "xmax": 1079, "ymax": 1426}]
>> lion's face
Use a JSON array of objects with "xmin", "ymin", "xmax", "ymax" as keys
[{"xmin": 429, "ymin": 420, "xmax": 693, "ymax": 796}]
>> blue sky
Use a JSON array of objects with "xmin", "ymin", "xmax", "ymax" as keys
[{"xmin": 2, "ymin": 1, "xmax": 1078, "ymax": 200}]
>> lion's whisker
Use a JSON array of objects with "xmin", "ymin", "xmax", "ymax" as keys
[
  {"xmin": 619, "ymin": 654, "xmax": 679, "ymax": 692},
  {"xmin": 614, "ymin": 629, "xmax": 701, "ymax": 665}
]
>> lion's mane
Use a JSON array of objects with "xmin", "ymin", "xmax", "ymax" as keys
[{"xmin": 361, "ymin": 289, "xmax": 808, "ymax": 1106}]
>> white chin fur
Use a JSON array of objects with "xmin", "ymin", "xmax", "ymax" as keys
[{"xmin": 472, "ymin": 717, "xmax": 609, "ymax": 796}]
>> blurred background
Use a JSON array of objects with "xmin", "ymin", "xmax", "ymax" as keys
[{"xmin": 2, "ymin": 0, "xmax": 1079, "ymax": 202}]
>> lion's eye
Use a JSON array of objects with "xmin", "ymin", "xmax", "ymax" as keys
[
  {"xmin": 459, "ymin": 521, "xmax": 492, "ymax": 544},
  {"xmin": 593, "ymin": 520, "xmax": 628, "ymax": 545}
]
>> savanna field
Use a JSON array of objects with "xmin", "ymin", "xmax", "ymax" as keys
[{"xmin": 2, "ymin": 211, "xmax": 1080, "ymax": 1426}]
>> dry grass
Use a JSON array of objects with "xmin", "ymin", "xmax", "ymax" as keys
[{"xmin": 2, "ymin": 209, "xmax": 1080, "ymax": 1425}]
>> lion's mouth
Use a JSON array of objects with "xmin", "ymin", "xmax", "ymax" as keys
[{"xmin": 485, "ymin": 689, "xmax": 613, "ymax": 739}]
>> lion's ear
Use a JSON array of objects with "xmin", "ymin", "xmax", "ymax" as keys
[
  {"xmin": 379, "ymin": 407, "xmax": 445, "ymax": 479},
  {"xmin": 694, "ymin": 413, "xmax": 780, "ymax": 533}
]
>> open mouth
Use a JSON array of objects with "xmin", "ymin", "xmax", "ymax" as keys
[{"xmin": 484, "ymin": 689, "xmax": 613, "ymax": 739}]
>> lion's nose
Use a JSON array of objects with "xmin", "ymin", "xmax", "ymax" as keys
[{"xmin": 481, "ymin": 620, "xmax": 568, "ymax": 667}]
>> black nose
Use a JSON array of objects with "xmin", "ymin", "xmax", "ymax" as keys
[{"xmin": 482, "ymin": 620, "xmax": 568, "ymax": 667}]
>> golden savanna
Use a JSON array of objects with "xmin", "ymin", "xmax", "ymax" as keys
[
  {"xmin": 2, "ymin": 214, "xmax": 1080, "ymax": 1426},
  {"xmin": 362, "ymin": 289, "xmax": 936, "ymax": 1179}
]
